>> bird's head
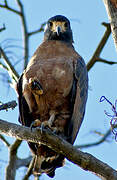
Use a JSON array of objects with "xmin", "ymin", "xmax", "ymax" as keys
[{"xmin": 44, "ymin": 15, "xmax": 73, "ymax": 44}]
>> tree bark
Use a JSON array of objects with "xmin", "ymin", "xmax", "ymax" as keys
[{"xmin": 103, "ymin": 0, "xmax": 117, "ymax": 51}]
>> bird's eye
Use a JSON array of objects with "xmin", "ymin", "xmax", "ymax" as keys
[
  {"xmin": 64, "ymin": 22, "xmax": 68, "ymax": 28},
  {"xmin": 49, "ymin": 21, "xmax": 53, "ymax": 27}
]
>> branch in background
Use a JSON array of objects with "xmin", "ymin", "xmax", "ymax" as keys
[
  {"xmin": 16, "ymin": 0, "xmax": 29, "ymax": 70},
  {"xmin": 87, "ymin": 22, "xmax": 111, "ymax": 71},
  {"xmin": 16, "ymin": 156, "xmax": 32, "ymax": 169},
  {"xmin": 28, "ymin": 23, "xmax": 46, "ymax": 36},
  {"xmin": 0, "ymin": 119, "xmax": 117, "ymax": 180},
  {"xmin": 0, "ymin": 134, "xmax": 10, "ymax": 147},
  {"xmin": 103, "ymin": 0, "xmax": 117, "ymax": 51},
  {"xmin": 0, "ymin": 2, "xmax": 21, "ymax": 15},
  {"xmin": 5, "ymin": 139, "xmax": 22, "ymax": 180},
  {"xmin": 97, "ymin": 57, "xmax": 117, "ymax": 65},
  {"xmin": 0, "ymin": 101, "xmax": 17, "ymax": 111},
  {"xmin": 22, "ymin": 157, "xmax": 35, "ymax": 180},
  {"xmin": 0, "ymin": 47, "xmax": 19, "ymax": 82},
  {"xmin": 0, "ymin": 24, "xmax": 6, "ymax": 32},
  {"xmin": 0, "ymin": 1, "xmax": 45, "ymax": 72},
  {"xmin": 76, "ymin": 128, "xmax": 112, "ymax": 149},
  {"xmin": 0, "ymin": 62, "xmax": 8, "ymax": 70}
]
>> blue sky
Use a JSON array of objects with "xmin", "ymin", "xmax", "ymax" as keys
[{"xmin": 0, "ymin": 0, "xmax": 117, "ymax": 180}]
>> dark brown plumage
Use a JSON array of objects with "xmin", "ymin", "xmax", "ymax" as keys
[{"xmin": 16, "ymin": 15, "xmax": 88, "ymax": 178}]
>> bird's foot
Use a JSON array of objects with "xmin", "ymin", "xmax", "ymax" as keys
[
  {"xmin": 30, "ymin": 119, "xmax": 42, "ymax": 131},
  {"xmin": 30, "ymin": 113, "xmax": 57, "ymax": 133},
  {"xmin": 40, "ymin": 113, "xmax": 58, "ymax": 133},
  {"xmin": 29, "ymin": 78, "xmax": 43, "ymax": 95},
  {"xmin": 40, "ymin": 121, "xmax": 57, "ymax": 134}
]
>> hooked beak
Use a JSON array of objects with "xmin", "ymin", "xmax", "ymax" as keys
[{"xmin": 56, "ymin": 26, "xmax": 61, "ymax": 36}]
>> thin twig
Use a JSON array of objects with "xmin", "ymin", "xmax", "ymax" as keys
[
  {"xmin": 28, "ymin": 23, "xmax": 46, "ymax": 36},
  {"xmin": 5, "ymin": 139, "xmax": 22, "ymax": 180},
  {"xmin": 75, "ymin": 128, "xmax": 112, "ymax": 149},
  {"xmin": 0, "ymin": 134, "xmax": 10, "ymax": 147},
  {"xmin": 23, "ymin": 156, "xmax": 35, "ymax": 180},
  {"xmin": 0, "ymin": 62, "xmax": 8, "ymax": 70},
  {"xmin": 87, "ymin": 22, "xmax": 111, "ymax": 71},
  {"xmin": 97, "ymin": 58, "xmax": 117, "ymax": 65},
  {"xmin": 0, "ymin": 24, "xmax": 6, "ymax": 32},
  {"xmin": 16, "ymin": 0, "xmax": 29, "ymax": 69},
  {"xmin": 0, "ymin": 4, "xmax": 21, "ymax": 15},
  {"xmin": 0, "ymin": 47, "xmax": 19, "ymax": 82}
]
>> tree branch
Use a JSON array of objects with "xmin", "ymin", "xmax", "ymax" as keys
[
  {"xmin": 16, "ymin": 156, "xmax": 32, "ymax": 169},
  {"xmin": 0, "ymin": 24, "xmax": 6, "ymax": 32},
  {"xmin": 0, "ymin": 47, "xmax": 19, "ymax": 82},
  {"xmin": 16, "ymin": 0, "xmax": 29, "ymax": 70},
  {"xmin": 0, "ymin": 3, "xmax": 21, "ymax": 15},
  {"xmin": 0, "ymin": 62, "xmax": 8, "ymax": 70},
  {"xmin": 22, "ymin": 157, "xmax": 35, "ymax": 180},
  {"xmin": 76, "ymin": 128, "xmax": 112, "ymax": 149},
  {"xmin": 103, "ymin": 0, "xmax": 117, "ymax": 51},
  {"xmin": 0, "ymin": 101, "xmax": 17, "ymax": 111},
  {"xmin": 0, "ymin": 119, "xmax": 117, "ymax": 179},
  {"xmin": 87, "ymin": 23, "xmax": 111, "ymax": 71},
  {"xmin": 97, "ymin": 57, "xmax": 117, "ymax": 65},
  {"xmin": 5, "ymin": 139, "xmax": 22, "ymax": 180},
  {"xmin": 28, "ymin": 23, "xmax": 45, "ymax": 36},
  {"xmin": 0, "ymin": 134, "xmax": 10, "ymax": 147}
]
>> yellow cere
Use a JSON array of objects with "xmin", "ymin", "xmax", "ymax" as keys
[{"xmin": 51, "ymin": 21, "xmax": 67, "ymax": 33}]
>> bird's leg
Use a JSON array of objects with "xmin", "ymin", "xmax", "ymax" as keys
[
  {"xmin": 30, "ymin": 111, "xmax": 57, "ymax": 133},
  {"xmin": 40, "ymin": 112, "xmax": 57, "ymax": 133}
]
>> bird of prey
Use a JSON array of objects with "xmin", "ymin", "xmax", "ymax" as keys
[{"xmin": 16, "ymin": 15, "xmax": 88, "ymax": 178}]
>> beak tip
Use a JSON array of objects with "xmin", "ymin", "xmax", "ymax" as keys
[{"xmin": 56, "ymin": 26, "xmax": 61, "ymax": 36}]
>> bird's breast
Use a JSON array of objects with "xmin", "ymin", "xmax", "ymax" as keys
[{"xmin": 26, "ymin": 56, "xmax": 74, "ymax": 98}]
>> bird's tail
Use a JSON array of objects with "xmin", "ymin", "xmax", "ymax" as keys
[{"xmin": 33, "ymin": 153, "xmax": 65, "ymax": 178}]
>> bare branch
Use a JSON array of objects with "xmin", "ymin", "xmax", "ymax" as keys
[
  {"xmin": 97, "ymin": 58, "xmax": 117, "ymax": 65},
  {"xmin": 16, "ymin": 156, "xmax": 32, "ymax": 169},
  {"xmin": 22, "ymin": 157, "xmax": 35, "ymax": 180},
  {"xmin": 0, "ymin": 101, "xmax": 17, "ymax": 111},
  {"xmin": 103, "ymin": 0, "xmax": 117, "ymax": 51},
  {"xmin": 28, "ymin": 23, "xmax": 46, "ymax": 36},
  {"xmin": 87, "ymin": 23, "xmax": 111, "ymax": 71},
  {"xmin": 16, "ymin": 0, "xmax": 29, "ymax": 69},
  {"xmin": 0, "ymin": 62, "xmax": 8, "ymax": 70},
  {"xmin": 5, "ymin": 139, "xmax": 22, "ymax": 180},
  {"xmin": 0, "ymin": 119, "xmax": 117, "ymax": 179},
  {"xmin": 0, "ymin": 24, "xmax": 6, "ymax": 32},
  {"xmin": 76, "ymin": 128, "xmax": 112, "ymax": 149},
  {"xmin": 0, "ymin": 134, "xmax": 10, "ymax": 147},
  {"xmin": 10, "ymin": 139, "xmax": 22, "ymax": 153},
  {"xmin": 0, "ymin": 47, "xmax": 19, "ymax": 82},
  {"xmin": 0, "ymin": 3, "xmax": 21, "ymax": 15}
]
